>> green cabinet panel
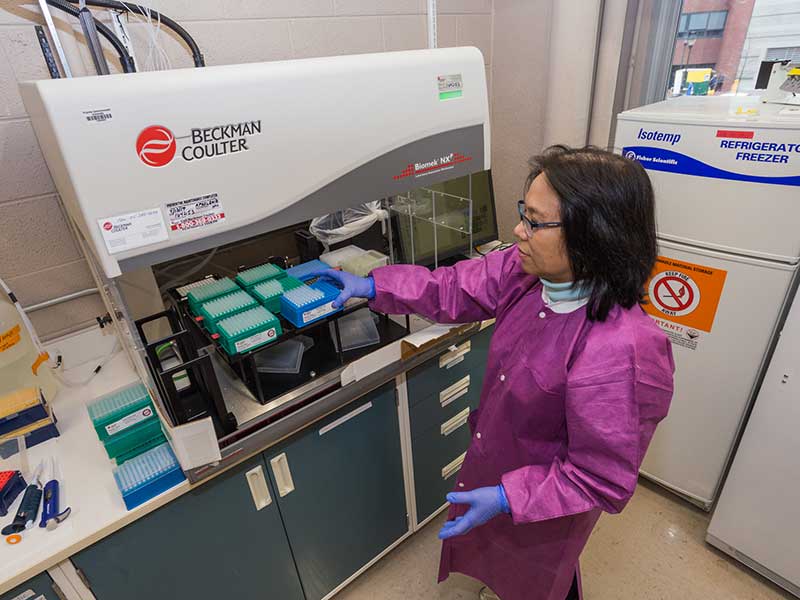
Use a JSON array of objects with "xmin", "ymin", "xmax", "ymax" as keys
[
  {"xmin": 410, "ymin": 326, "xmax": 493, "ymax": 523},
  {"xmin": 406, "ymin": 326, "xmax": 494, "ymax": 405},
  {"xmin": 1, "ymin": 573, "xmax": 57, "ymax": 600},
  {"xmin": 406, "ymin": 345, "xmax": 481, "ymax": 405},
  {"xmin": 71, "ymin": 455, "xmax": 304, "ymax": 600},
  {"xmin": 265, "ymin": 383, "xmax": 407, "ymax": 600},
  {"xmin": 412, "ymin": 410, "xmax": 473, "ymax": 523},
  {"xmin": 409, "ymin": 373, "xmax": 481, "ymax": 440}
]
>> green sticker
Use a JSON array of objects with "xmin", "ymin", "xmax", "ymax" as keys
[{"xmin": 438, "ymin": 74, "xmax": 463, "ymax": 101}]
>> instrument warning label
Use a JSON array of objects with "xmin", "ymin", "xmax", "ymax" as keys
[{"xmin": 166, "ymin": 193, "xmax": 226, "ymax": 232}]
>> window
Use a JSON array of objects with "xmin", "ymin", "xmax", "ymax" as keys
[
  {"xmin": 677, "ymin": 10, "xmax": 727, "ymax": 39},
  {"xmin": 765, "ymin": 46, "xmax": 800, "ymax": 62}
]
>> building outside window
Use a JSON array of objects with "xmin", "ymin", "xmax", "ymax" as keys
[{"xmin": 669, "ymin": 0, "xmax": 800, "ymax": 97}]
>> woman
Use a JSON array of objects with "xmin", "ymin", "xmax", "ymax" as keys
[{"xmin": 317, "ymin": 145, "xmax": 674, "ymax": 600}]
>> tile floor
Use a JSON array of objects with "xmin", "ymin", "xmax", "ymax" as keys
[{"xmin": 336, "ymin": 479, "xmax": 794, "ymax": 600}]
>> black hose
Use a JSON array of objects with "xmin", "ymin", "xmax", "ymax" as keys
[
  {"xmin": 64, "ymin": 0, "xmax": 205, "ymax": 67},
  {"xmin": 46, "ymin": 0, "xmax": 136, "ymax": 73}
]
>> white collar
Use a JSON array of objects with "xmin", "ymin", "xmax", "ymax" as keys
[{"xmin": 541, "ymin": 286, "xmax": 590, "ymax": 314}]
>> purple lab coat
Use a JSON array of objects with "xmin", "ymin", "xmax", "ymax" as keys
[{"xmin": 370, "ymin": 247, "xmax": 674, "ymax": 600}]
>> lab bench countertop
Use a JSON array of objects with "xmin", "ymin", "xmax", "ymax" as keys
[
  {"xmin": 0, "ymin": 351, "xmax": 191, "ymax": 595},
  {"xmin": 0, "ymin": 317, "xmax": 490, "ymax": 595}
]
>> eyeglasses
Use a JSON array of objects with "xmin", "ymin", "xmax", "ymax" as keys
[{"xmin": 517, "ymin": 200, "xmax": 562, "ymax": 237}]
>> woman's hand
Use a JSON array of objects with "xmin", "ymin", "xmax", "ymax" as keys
[
  {"xmin": 438, "ymin": 485, "xmax": 510, "ymax": 540},
  {"xmin": 308, "ymin": 269, "xmax": 375, "ymax": 308}
]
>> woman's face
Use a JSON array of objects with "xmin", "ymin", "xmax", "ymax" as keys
[{"xmin": 513, "ymin": 173, "xmax": 573, "ymax": 282}]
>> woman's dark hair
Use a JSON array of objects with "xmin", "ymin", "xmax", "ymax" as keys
[{"xmin": 525, "ymin": 145, "xmax": 657, "ymax": 322}]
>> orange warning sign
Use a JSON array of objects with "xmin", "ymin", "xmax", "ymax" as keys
[
  {"xmin": 0, "ymin": 325, "xmax": 21, "ymax": 352},
  {"xmin": 643, "ymin": 256, "xmax": 727, "ymax": 332}
]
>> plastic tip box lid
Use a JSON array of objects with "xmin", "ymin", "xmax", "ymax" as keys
[{"xmin": 286, "ymin": 259, "xmax": 331, "ymax": 281}]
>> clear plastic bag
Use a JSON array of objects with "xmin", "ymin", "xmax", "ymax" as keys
[{"xmin": 309, "ymin": 202, "xmax": 386, "ymax": 250}]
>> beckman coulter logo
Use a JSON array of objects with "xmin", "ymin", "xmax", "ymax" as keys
[
  {"xmin": 136, "ymin": 125, "xmax": 177, "ymax": 167},
  {"xmin": 102, "ymin": 221, "xmax": 113, "ymax": 231},
  {"xmin": 136, "ymin": 120, "xmax": 262, "ymax": 167}
]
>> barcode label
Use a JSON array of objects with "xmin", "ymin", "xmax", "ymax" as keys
[{"xmin": 83, "ymin": 108, "xmax": 113, "ymax": 124}]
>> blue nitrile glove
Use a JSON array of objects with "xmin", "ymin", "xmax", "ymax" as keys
[
  {"xmin": 438, "ymin": 485, "xmax": 510, "ymax": 540},
  {"xmin": 309, "ymin": 269, "xmax": 375, "ymax": 308}
]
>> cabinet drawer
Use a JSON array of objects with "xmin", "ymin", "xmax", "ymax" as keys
[
  {"xmin": 409, "ymin": 373, "xmax": 481, "ymax": 439},
  {"xmin": 407, "ymin": 341, "xmax": 482, "ymax": 405},
  {"xmin": 412, "ymin": 407, "xmax": 473, "ymax": 523}
]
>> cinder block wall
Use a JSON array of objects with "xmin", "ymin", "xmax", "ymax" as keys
[{"xmin": 0, "ymin": 0, "xmax": 492, "ymax": 339}]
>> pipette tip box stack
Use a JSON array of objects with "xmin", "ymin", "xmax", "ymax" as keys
[
  {"xmin": 234, "ymin": 263, "xmax": 286, "ymax": 290},
  {"xmin": 0, "ymin": 388, "xmax": 59, "ymax": 450},
  {"xmin": 286, "ymin": 259, "xmax": 331, "ymax": 282},
  {"xmin": 216, "ymin": 305, "xmax": 282, "ymax": 355},
  {"xmin": 0, "ymin": 387, "xmax": 50, "ymax": 437},
  {"xmin": 250, "ymin": 276, "xmax": 304, "ymax": 313},
  {"xmin": 113, "ymin": 442, "xmax": 185, "ymax": 510},
  {"xmin": 195, "ymin": 290, "xmax": 258, "ymax": 334},
  {"xmin": 87, "ymin": 382, "xmax": 165, "ymax": 464},
  {"xmin": 280, "ymin": 281, "xmax": 342, "ymax": 328},
  {"xmin": 186, "ymin": 277, "xmax": 239, "ymax": 311}
]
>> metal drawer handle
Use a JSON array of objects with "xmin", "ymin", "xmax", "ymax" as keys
[
  {"xmin": 440, "ymin": 375, "xmax": 470, "ymax": 407},
  {"xmin": 270, "ymin": 453, "xmax": 296, "ymax": 497},
  {"xmin": 441, "ymin": 406, "xmax": 471, "ymax": 436},
  {"xmin": 245, "ymin": 465, "xmax": 272, "ymax": 510},
  {"xmin": 442, "ymin": 451, "xmax": 467, "ymax": 480},
  {"xmin": 319, "ymin": 401, "xmax": 373, "ymax": 436},
  {"xmin": 440, "ymin": 340, "xmax": 471, "ymax": 369}
]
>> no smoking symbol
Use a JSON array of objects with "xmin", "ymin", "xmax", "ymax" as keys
[{"xmin": 649, "ymin": 271, "xmax": 700, "ymax": 317}]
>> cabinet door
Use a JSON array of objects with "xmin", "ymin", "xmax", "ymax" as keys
[
  {"xmin": 1, "ymin": 573, "xmax": 59, "ymax": 600},
  {"xmin": 266, "ymin": 383, "xmax": 407, "ymax": 600},
  {"xmin": 71, "ymin": 455, "xmax": 303, "ymax": 600}
]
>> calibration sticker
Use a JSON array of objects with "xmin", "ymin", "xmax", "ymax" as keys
[
  {"xmin": 438, "ymin": 73, "xmax": 463, "ymax": 100},
  {"xmin": 643, "ymin": 256, "xmax": 727, "ymax": 351},
  {"xmin": 165, "ymin": 193, "xmax": 226, "ymax": 232}
]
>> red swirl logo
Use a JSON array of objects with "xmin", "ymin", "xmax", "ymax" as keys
[{"xmin": 136, "ymin": 125, "xmax": 176, "ymax": 167}]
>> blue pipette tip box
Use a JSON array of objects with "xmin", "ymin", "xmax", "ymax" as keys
[
  {"xmin": 280, "ymin": 281, "xmax": 342, "ymax": 328},
  {"xmin": 113, "ymin": 442, "xmax": 185, "ymax": 510},
  {"xmin": 286, "ymin": 259, "xmax": 331, "ymax": 282}
]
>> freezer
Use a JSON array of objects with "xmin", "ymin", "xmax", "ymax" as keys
[
  {"xmin": 639, "ymin": 240, "xmax": 795, "ymax": 507},
  {"xmin": 615, "ymin": 97, "xmax": 800, "ymax": 264}
]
